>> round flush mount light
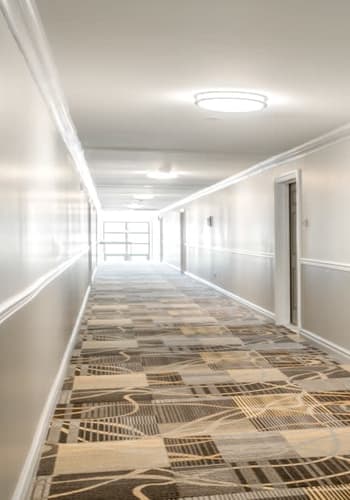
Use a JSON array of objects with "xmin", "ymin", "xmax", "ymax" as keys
[
  {"xmin": 147, "ymin": 168, "xmax": 178, "ymax": 180},
  {"xmin": 133, "ymin": 193, "xmax": 155, "ymax": 200},
  {"xmin": 125, "ymin": 202, "xmax": 144, "ymax": 209},
  {"xmin": 194, "ymin": 91, "xmax": 268, "ymax": 113}
]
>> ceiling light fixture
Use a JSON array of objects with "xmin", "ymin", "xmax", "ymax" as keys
[
  {"xmin": 125, "ymin": 202, "xmax": 144, "ymax": 209},
  {"xmin": 133, "ymin": 194, "xmax": 154, "ymax": 200},
  {"xmin": 147, "ymin": 168, "xmax": 178, "ymax": 180},
  {"xmin": 194, "ymin": 91, "xmax": 268, "ymax": 113}
]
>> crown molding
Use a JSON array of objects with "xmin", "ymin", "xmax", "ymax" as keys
[
  {"xmin": 84, "ymin": 145, "xmax": 260, "ymax": 157},
  {"xmin": 159, "ymin": 121, "xmax": 350, "ymax": 213},
  {"xmin": 0, "ymin": 0, "xmax": 101, "ymax": 210}
]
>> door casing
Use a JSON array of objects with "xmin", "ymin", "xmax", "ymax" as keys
[
  {"xmin": 180, "ymin": 209, "xmax": 186, "ymax": 273},
  {"xmin": 274, "ymin": 170, "xmax": 302, "ymax": 330}
]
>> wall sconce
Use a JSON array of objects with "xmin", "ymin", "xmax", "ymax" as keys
[{"xmin": 206, "ymin": 216, "xmax": 213, "ymax": 227}]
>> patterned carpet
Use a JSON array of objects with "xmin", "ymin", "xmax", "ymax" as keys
[{"xmin": 31, "ymin": 264, "xmax": 350, "ymax": 500}]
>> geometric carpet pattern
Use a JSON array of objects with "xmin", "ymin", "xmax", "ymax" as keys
[{"xmin": 31, "ymin": 264, "xmax": 350, "ymax": 499}]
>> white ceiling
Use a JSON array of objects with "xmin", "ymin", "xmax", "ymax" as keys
[
  {"xmin": 37, "ymin": 0, "xmax": 350, "ymax": 210},
  {"xmin": 85, "ymin": 149, "xmax": 260, "ymax": 210}
]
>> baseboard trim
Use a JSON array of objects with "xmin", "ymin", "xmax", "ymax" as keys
[
  {"xmin": 11, "ymin": 284, "xmax": 91, "ymax": 500},
  {"xmin": 164, "ymin": 261, "xmax": 182, "ymax": 272},
  {"xmin": 91, "ymin": 265, "xmax": 98, "ymax": 283},
  {"xmin": 184, "ymin": 270, "xmax": 275, "ymax": 320},
  {"xmin": 166, "ymin": 264, "xmax": 350, "ymax": 361},
  {"xmin": 300, "ymin": 327, "xmax": 350, "ymax": 362}
]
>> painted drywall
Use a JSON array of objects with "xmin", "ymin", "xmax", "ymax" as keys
[
  {"xmin": 0, "ymin": 13, "xmax": 92, "ymax": 500},
  {"xmin": 162, "ymin": 138, "xmax": 350, "ymax": 348},
  {"xmin": 162, "ymin": 210, "xmax": 181, "ymax": 269}
]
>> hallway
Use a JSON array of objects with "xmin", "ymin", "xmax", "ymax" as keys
[
  {"xmin": 3, "ymin": 2, "xmax": 350, "ymax": 499},
  {"xmin": 31, "ymin": 264, "xmax": 350, "ymax": 500}
]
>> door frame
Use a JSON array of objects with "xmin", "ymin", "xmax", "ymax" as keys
[
  {"xmin": 159, "ymin": 216, "xmax": 163, "ymax": 262},
  {"xmin": 180, "ymin": 209, "xmax": 186, "ymax": 273},
  {"xmin": 87, "ymin": 201, "xmax": 92, "ymax": 278},
  {"xmin": 274, "ymin": 170, "xmax": 302, "ymax": 330}
]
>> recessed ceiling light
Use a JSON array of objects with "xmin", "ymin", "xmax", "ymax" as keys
[
  {"xmin": 194, "ymin": 91, "xmax": 268, "ymax": 113},
  {"xmin": 125, "ymin": 202, "xmax": 144, "ymax": 209},
  {"xmin": 133, "ymin": 194, "xmax": 155, "ymax": 200},
  {"xmin": 147, "ymin": 170, "xmax": 178, "ymax": 180}
]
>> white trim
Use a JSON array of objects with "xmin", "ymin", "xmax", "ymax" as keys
[
  {"xmin": 91, "ymin": 265, "xmax": 98, "ymax": 283},
  {"xmin": 300, "ymin": 327, "xmax": 350, "ymax": 362},
  {"xmin": 159, "ymin": 122, "xmax": 350, "ymax": 214},
  {"xmin": 0, "ymin": 248, "xmax": 89, "ymax": 326},
  {"xmin": 284, "ymin": 323, "xmax": 300, "ymax": 334},
  {"xmin": 185, "ymin": 243, "xmax": 274, "ymax": 259},
  {"xmin": 300, "ymin": 258, "xmax": 350, "ymax": 273},
  {"xmin": 274, "ymin": 170, "xmax": 302, "ymax": 331},
  {"xmin": 164, "ymin": 261, "xmax": 182, "ymax": 272},
  {"xmin": 159, "ymin": 217, "xmax": 164, "ymax": 262},
  {"xmin": 184, "ymin": 270, "xmax": 275, "ymax": 320},
  {"xmin": 11, "ymin": 284, "xmax": 90, "ymax": 500},
  {"xmin": 0, "ymin": 0, "xmax": 100, "ymax": 210},
  {"xmin": 180, "ymin": 211, "xmax": 186, "ymax": 273}
]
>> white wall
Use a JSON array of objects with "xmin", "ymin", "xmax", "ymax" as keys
[
  {"xmin": 0, "ymin": 9, "xmax": 96, "ymax": 500},
  {"xmin": 162, "ymin": 135, "xmax": 350, "ymax": 353}
]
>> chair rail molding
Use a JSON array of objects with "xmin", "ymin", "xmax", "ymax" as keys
[
  {"xmin": 0, "ymin": 247, "xmax": 89, "ymax": 326},
  {"xmin": 300, "ymin": 258, "xmax": 350, "ymax": 273},
  {"xmin": 185, "ymin": 243, "xmax": 274, "ymax": 259}
]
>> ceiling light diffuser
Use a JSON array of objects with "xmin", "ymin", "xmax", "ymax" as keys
[
  {"xmin": 125, "ymin": 202, "xmax": 144, "ymax": 209},
  {"xmin": 147, "ymin": 170, "xmax": 178, "ymax": 180},
  {"xmin": 194, "ymin": 91, "xmax": 268, "ymax": 113},
  {"xmin": 133, "ymin": 194, "xmax": 154, "ymax": 200}
]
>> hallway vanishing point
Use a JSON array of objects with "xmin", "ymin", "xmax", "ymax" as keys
[{"xmin": 31, "ymin": 264, "xmax": 350, "ymax": 500}]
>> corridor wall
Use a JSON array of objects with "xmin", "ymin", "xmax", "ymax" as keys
[
  {"xmin": 162, "ymin": 136, "xmax": 350, "ymax": 353},
  {"xmin": 162, "ymin": 210, "xmax": 181, "ymax": 269},
  {"xmin": 0, "ymin": 11, "xmax": 95, "ymax": 500}
]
